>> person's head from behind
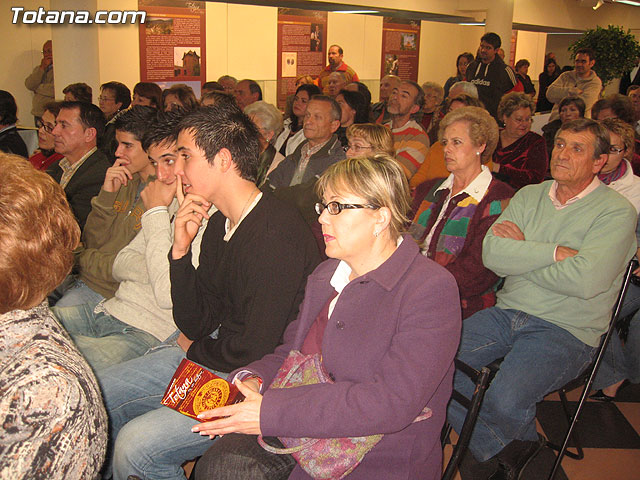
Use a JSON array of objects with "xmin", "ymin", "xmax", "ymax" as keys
[
  {"xmin": 303, "ymin": 95, "xmax": 341, "ymax": 146},
  {"xmin": 175, "ymin": 104, "xmax": 261, "ymax": 200},
  {"xmin": 113, "ymin": 106, "xmax": 157, "ymax": 176},
  {"xmin": 217, "ymin": 75, "xmax": 237, "ymax": 93},
  {"xmin": 63, "ymin": 83, "xmax": 93, "ymax": 104},
  {"xmin": 379, "ymin": 75, "xmax": 401, "ymax": 103},
  {"xmin": 558, "ymin": 96, "xmax": 585, "ymax": 124},
  {"xmin": 327, "ymin": 72, "xmax": 347, "ymax": 97},
  {"xmin": 201, "ymin": 81, "xmax": 224, "ymax": 97},
  {"xmin": 132, "ymin": 82, "xmax": 163, "ymax": 109},
  {"xmin": 345, "ymin": 82, "xmax": 372, "ymax": 107},
  {"xmin": 479, "ymin": 32, "xmax": 501, "ymax": 63},
  {"xmin": 600, "ymin": 118, "xmax": 635, "ymax": 175},
  {"xmin": 456, "ymin": 52, "xmax": 474, "ymax": 78},
  {"xmin": 244, "ymin": 101, "xmax": 284, "ymax": 145},
  {"xmin": 0, "ymin": 90, "xmax": 18, "ymax": 127},
  {"xmin": 445, "ymin": 93, "xmax": 484, "ymax": 113},
  {"xmin": 551, "ymin": 118, "xmax": 610, "ymax": 188},
  {"xmin": 448, "ymin": 81, "xmax": 478, "ymax": 100},
  {"xmin": 295, "ymin": 75, "xmax": 315, "ymax": 89},
  {"xmin": 53, "ymin": 101, "xmax": 105, "ymax": 159},
  {"xmin": 142, "ymin": 109, "xmax": 188, "ymax": 185},
  {"xmin": 200, "ymin": 90, "xmax": 237, "ymax": 108},
  {"xmin": 335, "ymin": 89, "xmax": 369, "ymax": 128},
  {"xmin": 38, "ymin": 101, "xmax": 62, "ymax": 152},
  {"xmin": 99, "ymin": 81, "xmax": 131, "ymax": 119},
  {"xmin": 163, "ymin": 84, "xmax": 199, "ymax": 112},
  {"xmin": 497, "ymin": 92, "xmax": 536, "ymax": 140},
  {"xmin": 234, "ymin": 79, "xmax": 262, "ymax": 110},
  {"xmin": 592, "ymin": 94, "xmax": 635, "ymax": 125},
  {"xmin": 421, "ymin": 82, "xmax": 444, "ymax": 114},
  {"xmin": 387, "ymin": 81, "xmax": 425, "ymax": 120},
  {"xmin": 345, "ymin": 123, "xmax": 394, "ymax": 158},
  {"xmin": 0, "ymin": 154, "xmax": 80, "ymax": 314},
  {"xmin": 315, "ymin": 155, "xmax": 411, "ymax": 262},
  {"xmin": 438, "ymin": 106, "xmax": 499, "ymax": 171}
]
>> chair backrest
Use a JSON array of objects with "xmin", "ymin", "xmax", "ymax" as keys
[{"xmin": 441, "ymin": 359, "xmax": 492, "ymax": 480}]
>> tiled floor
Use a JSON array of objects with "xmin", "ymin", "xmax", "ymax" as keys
[{"xmin": 445, "ymin": 383, "xmax": 640, "ymax": 480}]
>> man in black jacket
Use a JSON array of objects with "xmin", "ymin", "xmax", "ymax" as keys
[
  {"xmin": 48, "ymin": 101, "xmax": 110, "ymax": 230},
  {"xmin": 99, "ymin": 103, "xmax": 321, "ymax": 480},
  {"xmin": 466, "ymin": 32, "xmax": 517, "ymax": 119}
]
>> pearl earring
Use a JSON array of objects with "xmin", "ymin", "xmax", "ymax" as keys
[{"xmin": 374, "ymin": 231, "xmax": 380, "ymax": 238}]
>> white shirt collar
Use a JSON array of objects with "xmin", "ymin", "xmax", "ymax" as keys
[
  {"xmin": 435, "ymin": 165, "xmax": 493, "ymax": 203},
  {"xmin": 223, "ymin": 192, "xmax": 263, "ymax": 241},
  {"xmin": 548, "ymin": 176, "xmax": 600, "ymax": 210}
]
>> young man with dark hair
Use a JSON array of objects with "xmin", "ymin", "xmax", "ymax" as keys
[
  {"xmin": 466, "ymin": 32, "xmax": 518, "ymax": 118},
  {"xmin": 52, "ymin": 109, "xmax": 211, "ymax": 370},
  {"xmin": 49, "ymin": 101, "xmax": 110, "ymax": 230},
  {"xmin": 99, "ymin": 103, "xmax": 321, "ymax": 480},
  {"xmin": 547, "ymin": 47, "xmax": 602, "ymax": 121},
  {"xmin": 54, "ymin": 105, "xmax": 157, "ymax": 308}
]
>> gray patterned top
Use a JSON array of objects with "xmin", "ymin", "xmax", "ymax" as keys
[{"xmin": 0, "ymin": 302, "xmax": 108, "ymax": 479}]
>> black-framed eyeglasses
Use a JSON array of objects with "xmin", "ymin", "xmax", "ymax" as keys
[
  {"xmin": 315, "ymin": 201, "xmax": 378, "ymax": 215},
  {"xmin": 39, "ymin": 123, "xmax": 55, "ymax": 134},
  {"xmin": 609, "ymin": 145, "xmax": 626, "ymax": 154}
]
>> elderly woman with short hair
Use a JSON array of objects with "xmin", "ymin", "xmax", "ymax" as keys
[
  {"xmin": 492, "ymin": 92, "xmax": 548, "ymax": 190},
  {"xmin": 420, "ymin": 81, "xmax": 446, "ymax": 144},
  {"xmin": 193, "ymin": 155, "xmax": 461, "ymax": 480},
  {"xmin": 411, "ymin": 106, "xmax": 514, "ymax": 318},
  {"xmin": 0, "ymin": 153, "xmax": 108, "ymax": 479},
  {"xmin": 244, "ymin": 101, "xmax": 285, "ymax": 185}
]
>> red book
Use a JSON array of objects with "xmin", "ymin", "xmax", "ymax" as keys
[{"xmin": 161, "ymin": 358, "xmax": 243, "ymax": 421}]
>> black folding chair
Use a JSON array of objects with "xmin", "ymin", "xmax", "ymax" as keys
[
  {"xmin": 546, "ymin": 258, "xmax": 637, "ymax": 480},
  {"xmin": 441, "ymin": 359, "xmax": 492, "ymax": 480}
]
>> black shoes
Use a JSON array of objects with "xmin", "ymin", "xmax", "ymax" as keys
[
  {"xmin": 488, "ymin": 435, "xmax": 546, "ymax": 480},
  {"xmin": 590, "ymin": 389, "xmax": 616, "ymax": 402}
]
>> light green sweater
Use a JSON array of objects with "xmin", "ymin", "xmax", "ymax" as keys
[{"xmin": 483, "ymin": 180, "xmax": 637, "ymax": 347}]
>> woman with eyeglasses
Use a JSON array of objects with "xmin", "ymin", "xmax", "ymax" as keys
[
  {"xmin": 345, "ymin": 122, "xmax": 395, "ymax": 158},
  {"xmin": 411, "ymin": 106, "xmax": 514, "ymax": 319},
  {"xmin": 590, "ymin": 118, "xmax": 640, "ymax": 403},
  {"xmin": 29, "ymin": 101, "xmax": 63, "ymax": 170},
  {"xmin": 192, "ymin": 155, "xmax": 461, "ymax": 480},
  {"xmin": 492, "ymin": 92, "xmax": 548, "ymax": 190}
]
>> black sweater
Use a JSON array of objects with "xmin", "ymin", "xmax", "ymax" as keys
[{"xmin": 169, "ymin": 191, "xmax": 321, "ymax": 372}]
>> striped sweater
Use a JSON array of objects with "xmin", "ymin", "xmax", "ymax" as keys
[
  {"xmin": 387, "ymin": 119, "xmax": 430, "ymax": 178},
  {"xmin": 410, "ymin": 176, "xmax": 514, "ymax": 318}
]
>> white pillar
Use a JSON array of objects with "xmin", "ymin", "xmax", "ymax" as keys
[
  {"xmin": 50, "ymin": 0, "xmax": 100, "ymax": 99},
  {"xmin": 485, "ymin": 0, "xmax": 515, "ymax": 65}
]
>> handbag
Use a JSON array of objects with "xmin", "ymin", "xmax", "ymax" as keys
[{"xmin": 257, "ymin": 350, "xmax": 432, "ymax": 479}]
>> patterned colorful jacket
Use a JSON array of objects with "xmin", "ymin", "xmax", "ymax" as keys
[{"xmin": 410, "ymin": 176, "xmax": 514, "ymax": 318}]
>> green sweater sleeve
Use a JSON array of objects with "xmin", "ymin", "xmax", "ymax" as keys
[
  {"xmin": 522, "ymin": 202, "xmax": 637, "ymax": 299},
  {"xmin": 482, "ymin": 188, "xmax": 557, "ymax": 277}
]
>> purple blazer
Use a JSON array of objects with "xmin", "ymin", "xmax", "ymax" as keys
[{"xmin": 236, "ymin": 235, "xmax": 462, "ymax": 479}]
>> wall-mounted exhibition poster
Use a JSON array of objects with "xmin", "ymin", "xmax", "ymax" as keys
[
  {"xmin": 381, "ymin": 17, "xmax": 420, "ymax": 81},
  {"xmin": 139, "ymin": 0, "xmax": 205, "ymax": 95},
  {"xmin": 277, "ymin": 8, "xmax": 327, "ymax": 110}
]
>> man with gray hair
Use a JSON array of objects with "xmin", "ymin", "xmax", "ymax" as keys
[
  {"xmin": 327, "ymin": 72, "xmax": 348, "ymax": 97},
  {"xmin": 266, "ymin": 95, "xmax": 344, "ymax": 188},
  {"xmin": 448, "ymin": 118, "xmax": 637, "ymax": 479},
  {"xmin": 317, "ymin": 44, "xmax": 359, "ymax": 94},
  {"xmin": 372, "ymin": 74, "xmax": 401, "ymax": 123},
  {"xmin": 217, "ymin": 74, "xmax": 237, "ymax": 93}
]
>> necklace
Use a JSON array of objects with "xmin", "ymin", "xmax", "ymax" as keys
[{"xmin": 233, "ymin": 187, "xmax": 258, "ymax": 229}]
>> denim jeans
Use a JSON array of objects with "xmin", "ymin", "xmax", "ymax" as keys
[
  {"xmin": 55, "ymin": 279, "xmax": 105, "ymax": 309},
  {"xmin": 447, "ymin": 307, "xmax": 596, "ymax": 462},
  {"xmin": 99, "ymin": 340, "xmax": 229, "ymax": 480},
  {"xmin": 593, "ymin": 301, "xmax": 640, "ymax": 390},
  {"xmin": 52, "ymin": 303, "xmax": 161, "ymax": 371}
]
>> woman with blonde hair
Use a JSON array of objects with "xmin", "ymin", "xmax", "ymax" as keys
[
  {"xmin": 411, "ymin": 106, "xmax": 514, "ymax": 318},
  {"xmin": 345, "ymin": 122, "xmax": 394, "ymax": 158},
  {"xmin": 193, "ymin": 155, "xmax": 461, "ymax": 480},
  {"xmin": 0, "ymin": 154, "xmax": 107, "ymax": 479}
]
